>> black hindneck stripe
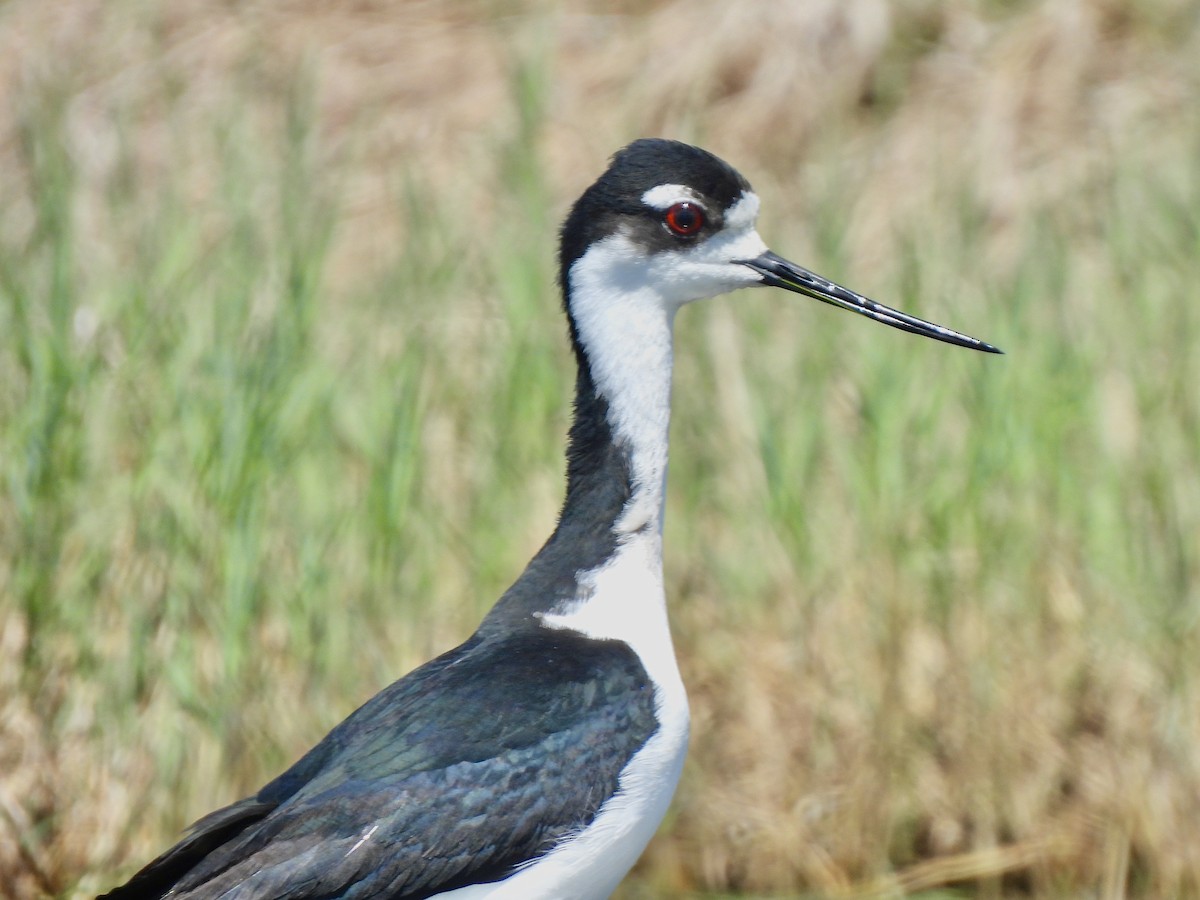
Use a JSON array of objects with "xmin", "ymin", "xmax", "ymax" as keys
[{"xmin": 480, "ymin": 347, "xmax": 635, "ymax": 631}]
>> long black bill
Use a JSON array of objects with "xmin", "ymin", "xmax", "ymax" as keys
[{"xmin": 739, "ymin": 250, "xmax": 1002, "ymax": 354}]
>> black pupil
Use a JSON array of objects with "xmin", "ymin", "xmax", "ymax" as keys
[{"xmin": 669, "ymin": 203, "xmax": 701, "ymax": 234}]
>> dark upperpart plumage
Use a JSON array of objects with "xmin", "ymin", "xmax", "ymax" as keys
[{"xmin": 100, "ymin": 632, "xmax": 656, "ymax": 899}]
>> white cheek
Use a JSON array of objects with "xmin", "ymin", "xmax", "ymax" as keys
[
  {"xmin": 649, "ymin": 226, "xmax": 769, "ymax": 304},
  {"xmin": 708, "ymin": 225, "xmax": 769, "ymax": 267}
]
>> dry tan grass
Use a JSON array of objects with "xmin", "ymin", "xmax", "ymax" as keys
[{"xmin": 2, "ymin": 0, "xmax": 1199, "ymax": 897}]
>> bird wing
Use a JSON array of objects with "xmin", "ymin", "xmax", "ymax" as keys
[{"xmin": 102, "ymin": 628, "xmax": 658, "ymax": 900}]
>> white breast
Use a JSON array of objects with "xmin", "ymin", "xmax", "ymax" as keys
[{"xmin": 437, "ymin": 534, "xmax": 691, "ymax": 899}]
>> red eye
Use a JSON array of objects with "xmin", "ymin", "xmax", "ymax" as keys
[{"xmin": 664, "ymin": 201, "xmax": 705, "ymax": 236}]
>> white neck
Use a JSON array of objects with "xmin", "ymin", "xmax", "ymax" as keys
[
  {"xmin": 566, "ymin": 233, "xmax": 681, "ymax": 538},
  {"xmin": 543, "ymin": 228, "xmax": 686, "ymax": 693}
]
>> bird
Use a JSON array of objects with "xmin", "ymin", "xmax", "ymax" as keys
[{"xmin": 100, "ymin": 138, "xmax": 1000, "ymax": 900}]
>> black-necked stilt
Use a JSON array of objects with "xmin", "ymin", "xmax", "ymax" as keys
[{"xmin": 101, "ymin": 139, "xmax": 999, "ymax": 900}]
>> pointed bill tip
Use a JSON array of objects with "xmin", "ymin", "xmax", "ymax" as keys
[{"xmin": 739, "ymin": 251, "xmax": 1002, "ymax": 355}]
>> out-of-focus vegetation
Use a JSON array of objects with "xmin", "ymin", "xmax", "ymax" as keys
[{"xmin": 1, "ymin": 1, "xmax": 1198, "ymax": 897}]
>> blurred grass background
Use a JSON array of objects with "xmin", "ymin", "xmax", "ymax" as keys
[{"xmin": 1, "ymin": 0, "xmax": 1198, "ymax": 897}]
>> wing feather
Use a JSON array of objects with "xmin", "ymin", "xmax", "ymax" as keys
[{"xmin": 101, "ymin": 630, "xmax": 657, "ymax": 900}]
